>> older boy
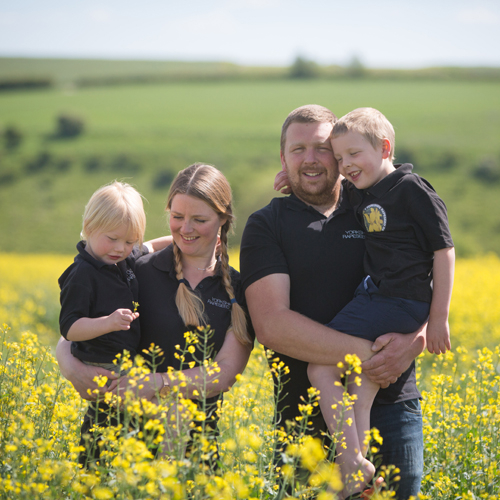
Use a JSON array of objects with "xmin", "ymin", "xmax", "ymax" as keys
[{"xmin": 306, "ymin": 107, "xmax": 454, "ymax": 498}]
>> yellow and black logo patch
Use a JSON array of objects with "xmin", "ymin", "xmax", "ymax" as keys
[{"xmin": 362, "ymin": 204, "xmax": 387, "ymax": 232}]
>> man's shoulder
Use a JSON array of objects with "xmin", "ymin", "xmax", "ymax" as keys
[{"xmin": 248, "ymin": 196, "xmax": 289, "ymax": 218}]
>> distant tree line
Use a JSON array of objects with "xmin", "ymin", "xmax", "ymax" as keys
[{"xmin": 2, "ymin": 59, "xmax": 500, "ymax": 92}]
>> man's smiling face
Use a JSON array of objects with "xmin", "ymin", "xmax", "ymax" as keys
[{"xmin": 280, "ymin": 121, "xmax": 340, "ymax": 211}]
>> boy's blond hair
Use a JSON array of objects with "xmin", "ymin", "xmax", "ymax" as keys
[
  {"xmin": 81, "ymin": 181, "xmax": 146, "ymax": 248},
  {"xmin": 332, "ymin": 107, "xmax": 396, "ymax": 161}
]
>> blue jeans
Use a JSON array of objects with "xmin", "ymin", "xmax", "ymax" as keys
[{"xmin": 370, "ymin": 398, "xmax": 424, "ymax": 500}]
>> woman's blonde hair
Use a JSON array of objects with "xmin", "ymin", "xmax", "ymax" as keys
[
  {"xmin": 81, "ymin": 181, "xmax": 146, "ymax": 247},
  {"xmin": 166, "ymin": 163, "xmax": 252, "ymax": 346}
]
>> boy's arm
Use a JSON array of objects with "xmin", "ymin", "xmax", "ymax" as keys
[
  {"xmin": 426, "ymin": 246, "xmax": 455, "ymax": 354},
  {"xmin": 143, "ymin": 236, "xmax": 173, "ymax": 253},
  {"xmin": 66, "ymin": 309, "xmax": 139, "ymax": 341}
]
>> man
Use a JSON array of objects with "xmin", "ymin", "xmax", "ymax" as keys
[{"xmin": 240, "ymin": 105, "xmax": 426, "ymax": 499}]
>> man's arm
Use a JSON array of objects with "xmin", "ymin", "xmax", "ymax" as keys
[
  {"xmin": 246, "ymin": 273, "xmax": 427, "ymax": 388},
  {"xmin": 246, "ymin": 273, "xmax": 372, "ymax": 365}
]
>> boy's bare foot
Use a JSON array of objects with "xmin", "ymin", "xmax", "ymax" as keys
[
  {"xmin": 361, "ymin": 476, "xmax": 385, "ymax": 499},
  {"xmin": 342, "ymin": 458, "xmax": 376, "ymax": 499}
]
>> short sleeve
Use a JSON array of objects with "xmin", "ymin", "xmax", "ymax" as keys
[
  {"xmin": 240, "ymin": 205, "xmax": 289, "ymax": 293},
  {"xmin": 59, "ymin": 278, "xmax": 93, "ymax": 339}
]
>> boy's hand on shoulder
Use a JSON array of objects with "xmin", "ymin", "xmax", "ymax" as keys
[
  {"xmin": 107, "ymin": 308, "xmax": 140, "ymax": 331},
  {"xmin": 274, "ymin": 170, "xmax": 292, "ymax": 194},
  {"xmin": 426, "ymin": 320, "xmax": 451, "ymax": 355}
]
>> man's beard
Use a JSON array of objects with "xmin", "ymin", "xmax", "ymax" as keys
[{"xmin": 287, "ymin": 167, "xmax": 341, "ymax": 209}]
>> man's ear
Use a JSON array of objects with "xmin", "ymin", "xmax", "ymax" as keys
[
  {"xmin": 381, "ymin": 138, "xmax": 391, "ymax": 159},
  {"xmin": 280, "ymin": 150, "xmax": 287, "ymax": 171}
]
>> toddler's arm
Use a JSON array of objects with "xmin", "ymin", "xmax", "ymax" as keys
[
  {"xmin": 144, "ymin": 236, "xmax": 173, "ymax": 253},
  {"xmin": 66, "ymin": 309, "xmax": 139, "ymax": 341},
  {"xmin": 426, "ymin": 246, "xmax": 455, "ymax": 354}
]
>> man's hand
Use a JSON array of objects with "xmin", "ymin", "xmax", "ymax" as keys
[{"xmin": 362, "ymin": 332, "xmax": 420, "ymax": 388}]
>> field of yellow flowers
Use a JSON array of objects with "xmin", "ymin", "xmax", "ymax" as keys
[{"xmin": 1, "ymin": 252, "xmax": 499, "ymax": 500}]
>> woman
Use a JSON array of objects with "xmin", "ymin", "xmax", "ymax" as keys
[{"xmin": 56, "ymin": 163, "xmax": 253, "ymax": 465}]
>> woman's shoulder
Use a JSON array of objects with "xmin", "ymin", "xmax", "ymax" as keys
[{"xmin": 136, "ymin": 245, "xmax": 175, "ymax": 273}]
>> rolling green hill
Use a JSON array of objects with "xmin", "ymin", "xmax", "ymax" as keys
[{"xmin": 1, "ymin": 76, "xmax": 499, "ymax": 255}]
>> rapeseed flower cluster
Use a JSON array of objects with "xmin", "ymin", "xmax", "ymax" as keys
[{"xmin": 1, "ymin": 252, "xmax": 500, "ymax": 498}]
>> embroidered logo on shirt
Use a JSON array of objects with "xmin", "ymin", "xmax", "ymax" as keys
[
  {"xmin": 207, "ymin": 298, "xmax": 231, "ymax": 310},
  {"xmin": 342, "ymin": 230, "xmax": 365, "ymax": 239},
  {"xmin": 125, "ymin": 269, "xmax": 136, "ymax": 282},
  {"xmin": 362, "ymin": 204, "xmax": 387, "ymax": 232}
]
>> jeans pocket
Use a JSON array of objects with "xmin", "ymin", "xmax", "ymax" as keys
[{"xmin": 401, "ymin": 398, "xmax": 422, "ymax": 415}]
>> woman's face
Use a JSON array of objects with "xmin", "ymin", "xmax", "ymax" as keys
[{"xmin": 169, "ymin": 194, "xmax": 226, "ymax": 260}]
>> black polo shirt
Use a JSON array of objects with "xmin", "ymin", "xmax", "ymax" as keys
[
  {"xmin": 59, "ymin": 241, "xmax": 147, "ymax": 364},
  {"xmin": 134, "ymin": 245, "xmax": 253, "ymax": 374},
  {"xmin": 240, "ymin": 188, "xmax": 420, "ymax": 430},
  {"xmin": 348, "ymin": 164, "xmax": 454, "ymax": 302}
]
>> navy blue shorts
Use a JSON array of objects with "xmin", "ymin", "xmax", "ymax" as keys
[{"xmin": 326, "ymin": 276, "xmax": 430, "ymax": 342}]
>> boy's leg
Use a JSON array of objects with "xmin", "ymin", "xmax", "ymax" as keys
[
  {"xmin": 349, "ymin": 372, "xmax": 380, "ymax": 456},
  {"xmin": 308, "ymin": 363, "xmax": 376, "ymax": 498}
]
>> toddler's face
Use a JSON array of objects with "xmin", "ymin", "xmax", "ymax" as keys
[{"xmin": 85, "ymin": 223, "xmax": 138, "ymax": 265}]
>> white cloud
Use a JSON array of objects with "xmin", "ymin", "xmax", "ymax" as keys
[{"xmin": 456, "ymin": 6, "xmax": 500, "ymax": 25}]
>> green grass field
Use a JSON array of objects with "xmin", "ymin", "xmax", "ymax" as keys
[{"xmin": 1, "ymin": 78, "xmax": 500, "ymax": 254}]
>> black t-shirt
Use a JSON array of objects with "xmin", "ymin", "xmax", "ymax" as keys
[
  {"xmin": 348, "ymin": 164, "xmax": 454, "ymax": 302},
  {"xmin": 240, "ymin": 189, "xmax": 420, "ymax": 429},
  {"xmin": 59, "ymin": 241, "xmax": 147, "ymax": 363},
  {"xmin": 134, "ymin": 245, "xmax": 253, "ymax": 417},
  {"xmin": 135, "ymin": 245, "xmax": 252, "ymax": 372}
]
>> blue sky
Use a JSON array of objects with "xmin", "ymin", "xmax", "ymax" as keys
[{"xmin": 1, "ymin": 0, "xmax": 499, "ymax": 68}]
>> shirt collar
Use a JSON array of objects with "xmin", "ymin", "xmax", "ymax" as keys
[
  {"xmin": 76, "ymin": 240, "xmax": 109, "ymax": 270},
  {"xmin": 365, "ymin": 163, "xmax": 413, "ymax": 198},
  {"xmin": 152, "ymin": 244, "xmax": 222, "ymax": 280},
  {"xmin": 285, "ymin": 185, "xmax": 348, "ymax": 215}
]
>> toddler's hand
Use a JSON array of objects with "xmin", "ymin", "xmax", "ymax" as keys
[
  {"xmin": 426, "ymin": 320, "xmax": 451, "ymax": 355},
  {"xmin": 108, "ymin": 308, "xmax": 139, "ymax": 331},
  {"xmin": 274, "ymin": 170, "xmax": 292, "ymax": 194}
]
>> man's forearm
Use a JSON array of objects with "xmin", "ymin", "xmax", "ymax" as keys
[{"xmin": 246, "ymin": 274, "xmax": 372, "ymax": 365}]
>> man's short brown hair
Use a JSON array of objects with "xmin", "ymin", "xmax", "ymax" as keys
[{"xmin": 280, "ymin": 104, "xmax": 337, "ymax": 153}]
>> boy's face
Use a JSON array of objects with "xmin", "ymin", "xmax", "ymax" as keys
[
  {"xmin": 331, "ymin": 131, "xmax": 393, "ymax": 190},
  {"xmin": 85, "ymin": 224, "xmax": 138, "ymax": 265}
]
